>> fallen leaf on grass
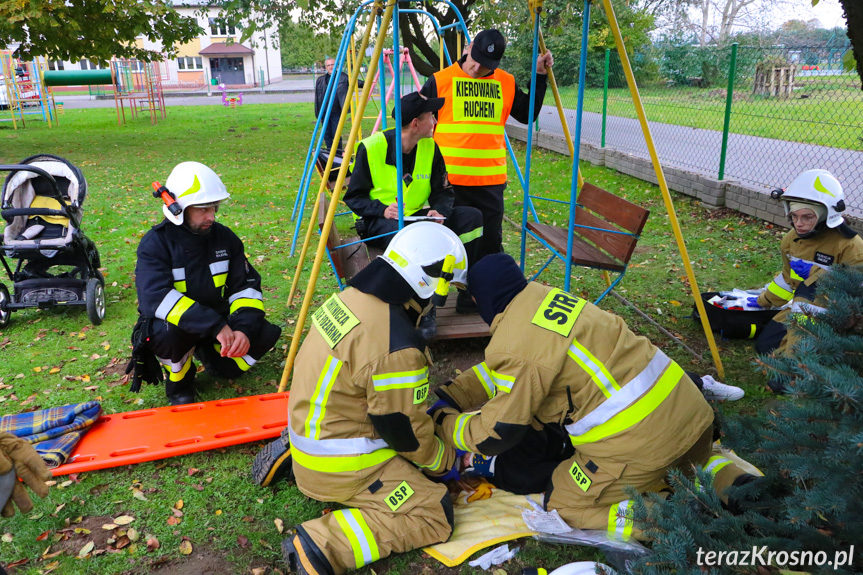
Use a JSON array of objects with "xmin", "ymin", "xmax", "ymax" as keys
[
  {"xmin": 174, "ymin": 499, "xmax": 184, "ymax": 510},
  {"xmin": 252, "ymin": 569, "xmax": 266, "ymax": 575},
  {"xmin": 237, "ymin": 535, "xmax": 250, "ymax": 548},
  {"xmin": 36, "ymin": 530, "xmax": 51, "ymax": 541},
  {"xmin": 114, "ymin": 515, "xmax": 135, "ymax": 525},
  {"xmin": 78, "ymin": 541, "xmax": 95, "ymax": 557},
  {"xmin": 102, "ymin": 524, "xmax": 118, "ymax": 530},
  {"xmin": 214, "ymin": 509, "xmax": 222, "ymax": 516},
  {"xmin": 167, "ymin": 516, "xmax": 180, "ymax": 526},
  {"xmin": 2, "ymin": 533, "xmax": 13, "ymax": 542},
  {"xmin": 132, "ymin": 488, "xmax": 148, "ymax": 501},
  {"xmin": 127, "ymin": 528, "xmax": 139, "ymax": 542},
  {"xmin": 49, "ymin": 367, "xmax": 61, "ymax": 374},
  {"xmin": 187, "ymin": 467, "xmax": 200, "ymax": 476},
  {"xmin": 275, "ymin": 518, "xmax": 284, "ymax": 533},
  {"xmin": 146, "ymin": 536, "xmax": 160, "ymax": 551},
  {"xmin": 43, "ymin": 561, "xmax": 61, "ymax": 573},
  {"xmin": 178, "ymin": 539, "xmax": 193, "ymax": 555}
]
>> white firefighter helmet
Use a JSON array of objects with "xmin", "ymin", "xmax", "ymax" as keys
[
  {"xmin": 380, "ymin": 222, "xmax": 468, "ymax": 300},
  {"xmin": 779, "ymin": 169, "xmax": 846, "ymax": 228},
  {"xmin": 163, "ymin": 162, "xmax": 230, "ymax": 225}
]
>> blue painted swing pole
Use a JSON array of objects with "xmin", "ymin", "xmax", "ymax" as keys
[
  {"xmin": 392, "ymin": 0, "xmax": 405, "ymax": 230},
  {"xmin": 564, "ymin": 0, "xmax": 591, "ymax": 292},
  {"xmin": 520, "ymin": 8, "xmax": 543, "ymax": 273}
]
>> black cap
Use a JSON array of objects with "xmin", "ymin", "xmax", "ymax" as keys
[
  {"xmin": 393, "ymin": 91, "xmax": 445, "ymax": 126},
  {"xmin": 470, "ymin": 29, "xmax": 506, "ymax": 71}
]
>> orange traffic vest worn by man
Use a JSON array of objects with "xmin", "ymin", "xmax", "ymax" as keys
[{"xmin": 421, "ymin": 29, "xmax": 553, "ymax": 312}]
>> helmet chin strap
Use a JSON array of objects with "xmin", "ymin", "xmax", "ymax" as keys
[{"xmin": 403, "ymin": 297, "xmax": 434, "ymax": 328}]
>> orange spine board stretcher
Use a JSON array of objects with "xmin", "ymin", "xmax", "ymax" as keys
[{"xmin": 51, "ymin": 393, "xmax": 289, "ymax": 476}]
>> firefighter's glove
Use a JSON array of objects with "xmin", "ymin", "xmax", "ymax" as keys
[
  {"xmin": 790, "ymin": 259, "xmax": 814, "ymax": 280},
  {"xmin": 427, "ymin": 399, "xmax": 452, "ymax": 417},
  {"xmin": 125, "ymin": 347, "xmax": 163, "ymax": 392},
  {"xmin": 0, "ymin": 433, "xmax": 52, "ymax": 517},
  {"xmin": 432, "ymin": 450, "xmax": 466, "ymax": 483},
  {"xmin": 125, "ymin": 318, "xmax": 163, "ymax": 392},
  {"xmin": 746, "ymin": 297, "xmax": 762, "ymax": 309}
]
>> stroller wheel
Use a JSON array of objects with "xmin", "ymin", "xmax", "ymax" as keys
[
  {"xmin": 86, "ymin": 278, "xmax": 105, "ymax": 325},
  {"xmin": 0, "ymin": 284, "xmax": 10, "ymax": 327}
]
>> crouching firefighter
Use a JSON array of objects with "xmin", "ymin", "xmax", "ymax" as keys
[
  {"xmin": 126, "ymin": 162, "xmax": 281, "ymax": 405},
  {"xmin": 429, "ymin": 254, "xmax": 759, "ymax": 541},
  {"xmin": 253, "ymin": 222, "xmax": 466, "ymax": 575}
]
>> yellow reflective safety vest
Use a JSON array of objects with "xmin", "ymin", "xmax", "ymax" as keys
[
  {"xmin": 359, "ymin": 130, "xmax": 435, "ymax": 217},
  {"xmin": 289, "ymin": 287, "xmax": 455, "ymax": 502},
  {"xmin": 435, "ymin": 282, "xmax": 713, "ymax": 466},
  {"xmin": 432, "ymin": 63, "xmax": 515, "ymax": 187}
]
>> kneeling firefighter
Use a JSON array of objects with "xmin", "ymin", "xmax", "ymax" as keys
[
  {"xmin": 429, "ymin": 254, "xmax": 758, "ymax": 540},
  {"xmin": 126, "ymin": 162, "xmax": 282, "ymax": 405},
  {"xmin": 254, "ymin": 222, "xmax": 466, "ymax": 574},
  {"xmin": 748, "ymin": 169, "xmax": 863, "ymax": 393}
]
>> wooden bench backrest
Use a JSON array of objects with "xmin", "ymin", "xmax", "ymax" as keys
[{"xmin": 574, "ymin": 183, "xmax": 649, "ymax": 264}]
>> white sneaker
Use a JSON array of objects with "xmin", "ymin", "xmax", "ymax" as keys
[{"xmin": 700, "ymin": 375, "xmax": 744, "ymax": 401}]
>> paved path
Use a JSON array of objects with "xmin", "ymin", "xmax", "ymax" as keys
[{"xmin": 534, "ymin": 105, "xmax": 863, "ymax": 215}]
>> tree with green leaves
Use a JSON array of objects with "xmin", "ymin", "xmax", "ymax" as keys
[
  {"xmin": 279, "ymin": 20, "xmax": 341, "ymax": 70},
  {"xmin": 0, "ymin": 0, "xmax": 202, "ymax": 62},
  {"xmin": 628, "ymin": 264, "xmax": 863, "ymax": 574}
]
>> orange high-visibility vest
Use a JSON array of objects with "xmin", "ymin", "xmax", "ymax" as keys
[{"xmin": 433, "ymin": 63, "xmax": 515, "ymax": 187}]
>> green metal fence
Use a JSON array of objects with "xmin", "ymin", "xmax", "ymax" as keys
[{"xmin": 542, "ymin": 44, "xmax": 863, "ymax": 215}]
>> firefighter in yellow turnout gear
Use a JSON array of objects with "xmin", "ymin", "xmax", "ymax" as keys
[
  {"xmin": 262, "ymin": 223, "xmax": 468, "ymax": 575},
  {"xmin": 750, "ymin": 170, "xmax": 863, "ymax": 393},
  {"xmin": 429, "ymin": 254, "xmax": 755, "ymax": 540}
]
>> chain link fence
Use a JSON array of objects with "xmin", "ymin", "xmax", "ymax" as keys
[{"xmin": 535, "ymin": 44, "xmax": 863, "ymax": 216}]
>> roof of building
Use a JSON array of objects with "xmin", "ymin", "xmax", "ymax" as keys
[{"xmin": 199, "ymin": 43, "xmax": 254, "ymax": 55}]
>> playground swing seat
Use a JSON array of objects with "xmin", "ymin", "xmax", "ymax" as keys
[
  {"xmin": 527, "ymin": 182, "xmax": 650, "ymax": 302},
  {"xmin": 0, "ymin": 154, "xmax": 106, "ymax": 326}
]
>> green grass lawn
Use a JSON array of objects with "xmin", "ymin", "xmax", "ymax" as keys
[
  {"xmin": 551, "ymin": 81, "xmax": 863, "ymax": 151},
  {"xmin": 0, "ymin": 105, "xmax": 788, "ymax": 574}
]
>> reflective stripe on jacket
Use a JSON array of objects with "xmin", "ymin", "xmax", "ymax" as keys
[
  {"xmin": 436, "ymin": 282, "xmax": 713, "ymax": 467},
  {"xmin": 432, "ymin": 63, "xmax": 515, "ymax": 187},
  {"xmin": 363, "ymin": 130, "xmax": 434, "ymax": 217}
]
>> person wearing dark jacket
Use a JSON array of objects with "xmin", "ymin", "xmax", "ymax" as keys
[
  {"xmin": 315, "ymin": 57, "xmax": 364, "ymax": 150},
  {"xmin": 130, "ymin": 162, "xmax": 281, "ymax": 405}
]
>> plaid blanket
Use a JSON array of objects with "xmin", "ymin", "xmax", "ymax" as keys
[{"xmin": 0, "ymin": 402, "xmax": 102, "ymax": 468}]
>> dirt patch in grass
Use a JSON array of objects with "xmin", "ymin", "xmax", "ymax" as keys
[{"xmin": 428, "ymin": 337, "xmax": 487, "ymax": 386}]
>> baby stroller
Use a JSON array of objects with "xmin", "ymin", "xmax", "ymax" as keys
[{"xmin": 0, "ymin": 154, "xmax": 105, "ymax": 326}]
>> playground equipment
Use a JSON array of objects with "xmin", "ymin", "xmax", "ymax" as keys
[
  {"xmin": 219, "ymin": 84, "xmax": 244, "ymax": 108},
  {"xmin": 280, "ymin": 0, "xmax": 728, "ymax": 393},
  {"xmin": 42, "ymin": 59, "xmax": 166, "ymax": 126},
  {"xmin": 368, "ymin": 48, "xmax": 423, "ymax": 133},
  {"xmin": 1, "ymin": 53, "xmax": 57, "ymax": 129}
]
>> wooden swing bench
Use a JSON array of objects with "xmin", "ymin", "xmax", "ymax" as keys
[
  {"xmin": 318, "ymin": 196, "xmax": 490, "ymax": 341},
  {"xmin": 526, "ymin": 182, "xmax": 649, "ymax": 302}
]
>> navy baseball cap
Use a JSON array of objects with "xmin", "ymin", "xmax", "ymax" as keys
[
  {"xmin": 471, "ymin": 29, "xmax": 506, "ymax": 71},
  {"xmin": 393, "ymin": 92, "xmax": 445, "ymax": 126}
]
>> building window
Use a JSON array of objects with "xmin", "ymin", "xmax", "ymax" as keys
[
  {"xmin": 47, "ymin": 60, "xmax": 65, "ymax": 71},
  {"xmin": 177, "ymin": 57, "xmax": 203, "ymax": 71},
  {"xmin": 79, "ymin": 59, "xmax": 104, "ymax": 70},
  {"xmin": 208, "ymin": 18, "xmax": 236, "ymax": 36}
]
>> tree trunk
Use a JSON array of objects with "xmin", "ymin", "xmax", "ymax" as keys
[
  {"xmin": 839, "ymin": 0, "xmax": 863, "ymax": 89},
  {"xmin": 397, "ymin": 0, "xmax": 477, "ymax": 78},
  {"xmin": 700, "ymin": 0, "xmax": 710, "ymax": 46}
]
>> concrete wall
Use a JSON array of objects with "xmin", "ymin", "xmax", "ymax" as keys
[{"xmin": 506, "ymin": 124, "xmax": 862, "ymax": 234}]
